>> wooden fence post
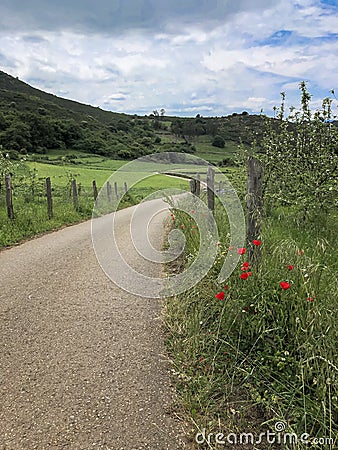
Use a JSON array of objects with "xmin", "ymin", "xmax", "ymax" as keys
[
  {"xmin": 195, "ymin": 174, "xmax": 201, "ymax": 197},
  {"xmin": 5, "ymin": 175, "xmax": 14, "ymax": 219},
  {"xmin": 189, "ymin": 179, "xmax": 196, "ymax": 195},
  {"xmin": 45, "ymin": 177, "xmax": 53, "ymax": 219},
  {"xmin": 107, "ymin": 181, "xmax": 112, "ymax": 202},
  {"xmin": 93, "ymin": 180, "xmax": 98, "ymax": 202},
  {"xmin": 207, "ymin": 166, "xmax": 215, "ymax": 213},
  {"xmin": 72, "ymin": 179, "xmax": 78, "ymax": 209},
  {"xmin": 114, "ymin": 182, "xmax": 119, "ymax": 199},
  {"xmin": 247, "ymin": 156, "xmax": 263, "ymax": 261}
]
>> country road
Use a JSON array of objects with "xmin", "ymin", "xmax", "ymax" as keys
[{"xmin": 0, "ymin": 199, "xmax": 193, "ymax": 450}]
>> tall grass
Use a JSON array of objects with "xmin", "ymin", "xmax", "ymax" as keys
[{"xmin": 165, "ymin": 197, "xmax": 337, "ymax": 449}]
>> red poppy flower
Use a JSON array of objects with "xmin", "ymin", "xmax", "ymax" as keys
[
  {"xmin": 306, "ymin": 297, "xmax": 315, "ymax": 302},
  {"xmin": 228, "ymin": 246, "xmax": 234, "ymax": 251},
  {"xmin": 241, "ymin": 262, "xmax": 250, "ymax": 271},
  {"xmin": 237, "ymin": 248, "xmax": 246, "ymax": 255},
  {"xmin": 215, "ymin": 291, "xmax": 225, "ymax": 300},
  {"xmin": 199, "ymin": 357, "xmax": 203, "ymax": 363},
  {"xmin": 247, "ymin": 272, "xmax": 252, "ymax": 276},
  {"xmin": 286, "ymin": 265, "xmax": 294, "ymax": 270},
  {"xmin": 280, "ymin": 281, "xmax": 291, "ymax": 290},
  {"xmin": 252, "ymin": 239, "xmax": 261, "ymax": 246},
  {"xmin": 217, "ymin": 241, "xmax": 221, "ymax": 247},
  {"xmin": 240, "ymin": 273, "xmax": 249, "ymax": 280},
  {"xmin": 224, "ymin": 285, "xmax": 229, "ymax": 290}
]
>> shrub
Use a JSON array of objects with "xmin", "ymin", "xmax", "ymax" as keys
[{"xmin": 212, "ymin": 135, "xmax": 225, "ymax": 148}]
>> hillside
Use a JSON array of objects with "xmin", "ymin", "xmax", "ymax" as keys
[
  {"xmin": 0, "ymin": 70, "xmax": 268, "ymax": 164},
  {"xmin": 0, "ymin": 71, "xmax": 126, "ymax": 124}
]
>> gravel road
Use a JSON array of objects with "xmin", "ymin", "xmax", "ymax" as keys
[{"xmin": 0, "ymin": 199, "xmax": 193, "ymax": 450}]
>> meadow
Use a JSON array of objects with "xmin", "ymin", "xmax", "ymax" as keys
[{"xmin": 0, "ymin": 152, "xmax": 189, "ymax": 247}]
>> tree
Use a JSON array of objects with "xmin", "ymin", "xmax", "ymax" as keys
[
  {"xmin": 212, "ymin": 135, "xmax": 225, "ymax": 148},
  {"xmin": 261, "ymin": 82, "xmax": 338, "ymax": 216}
]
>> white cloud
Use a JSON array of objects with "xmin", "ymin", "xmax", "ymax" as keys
[{"xmin": 0, "ymin": 0, "xmax": 337, "ymax": 116}]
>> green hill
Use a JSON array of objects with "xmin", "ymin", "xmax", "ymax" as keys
[{"xmin": 0, "ymin": 70, "xmax": 271, "ymax": 164}]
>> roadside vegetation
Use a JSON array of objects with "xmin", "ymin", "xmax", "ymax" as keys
[{"xmin": 165, "ymin": 84, "xmax": 338, "ymax": 449}]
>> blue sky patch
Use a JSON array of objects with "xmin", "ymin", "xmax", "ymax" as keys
[{"xmin": 320, "ymin": 0, "xmax": 338, "ymax": 8}]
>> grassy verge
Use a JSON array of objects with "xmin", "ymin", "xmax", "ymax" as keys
[{"xmin": 164, "ymin": 195, "xmax": 337, "ymax": 449}]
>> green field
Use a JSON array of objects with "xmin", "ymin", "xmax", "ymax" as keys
[{"xmin": 0, "ymin": 154, "xmax": 189, "ymax": 247}]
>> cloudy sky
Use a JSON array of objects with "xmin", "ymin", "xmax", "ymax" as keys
[{"xmin": 0, "ymin": 0, "xmax": 337, "ymax": 117}]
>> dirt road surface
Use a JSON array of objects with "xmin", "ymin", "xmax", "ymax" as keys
[{"xmin": 0, "ymin": 199, "xmax": 193, "ymax": 450}]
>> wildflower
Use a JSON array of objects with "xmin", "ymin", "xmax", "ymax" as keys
[
  {"xmin": 228, "ymin": 246, "xmax": 234, "ymax": 251},
  {"xmin": 217, "ymin": 241, "xmax": 221, "ymax": 247},
  {"xmin": 252, "ymin": 239, "xmax": 261, "ymax": 246},
  {"xmin": 306, "ymin": 297, "xmax": 315, "ymax": 302},
  {"xmin": 237, "ymin": 248, "xmax": 246, "ymax": 255},
  {"xmin": 191, "ymin": 210, "xmax": 195, "ymax": 214},
  {"xmin": 224, "ymin": 285, "xmax": 229, "ymax": 290},
  {"xmin": 215, "ymin": 291, "xmax": 225, "ymax": 300},
  {"xmin": 297, "ymin": 249, "xmax": 304, "ymax": 255},
  {"xmin": 280, "ymin": 281, "xmax": 291, "ymax": 290},
  {"xmin": 199, "ymin": 357, "xmax": 203, "ymax": 363},
  {"xmin": 247, "ymin": 272, "xmax": 252, "ymax": 276},
  {"xmin": 286, "ymin": 265, "xmax": 294, "ymax": 270},
  {"xmin": 240, "ymin": 273, "xmax": 249, "ymax": 280},
  {"xmin": 241, "ymin": 261, "xmax": 250, "ymax": 271},
  {"xmin": 181, "ymin": 224, "xmax": 185, "ymax": 229}
]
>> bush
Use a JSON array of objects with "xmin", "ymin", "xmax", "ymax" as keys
[{"xmin": 212, "ymin": 135, "xmax": 225, "ymax": 148}]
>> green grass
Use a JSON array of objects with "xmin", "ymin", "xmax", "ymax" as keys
[
  {"xmin": 0, "ymin": 156, "xmax": 189, "ymax": 247},
  {"xmin": 165, "ymin": 193, "xmax": 337, "ymax": 449},
  {"xmin": 26, "ymin": 161, "xmax": 117, "ymax": 188},
  {"xmin": 194, "ymin": 139, "xmax": 240, "ymax": 164}
]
